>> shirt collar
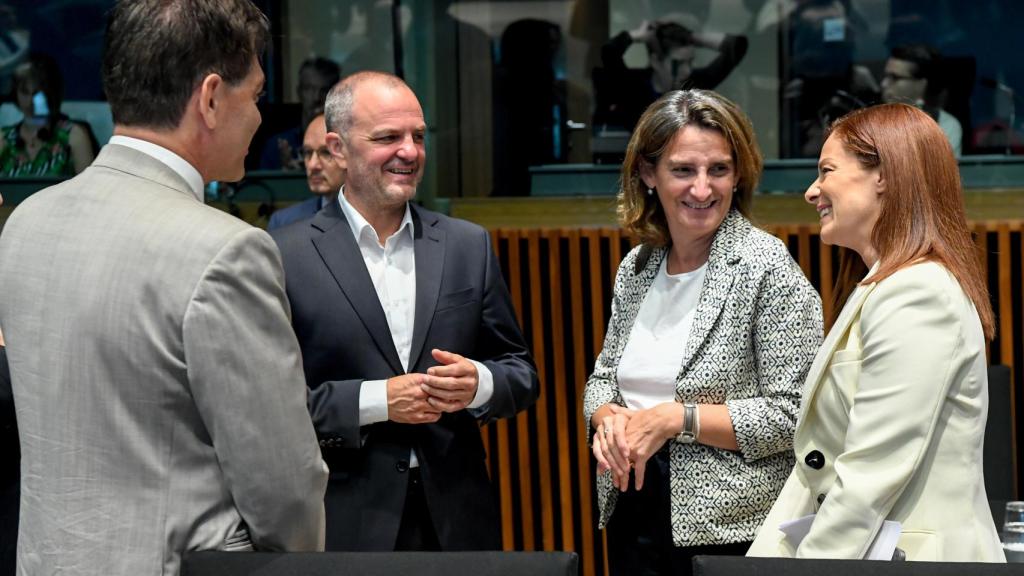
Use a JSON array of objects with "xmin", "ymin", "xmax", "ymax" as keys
[
  {"xmin": 108, "ymin": 135, "xmax": 205, "ymax": 202},
  {"xmin": 338, "ymin": 185, "xmax": 414, "ymax": 246}
]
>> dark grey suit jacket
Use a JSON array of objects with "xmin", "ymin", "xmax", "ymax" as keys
[
  {"xmin": 271, "ymin": 200, "xmax": 539, "ymax": 552},
  {"xmin": 268, "ymin": 196, "xmax": 324, "ymax": 231}
]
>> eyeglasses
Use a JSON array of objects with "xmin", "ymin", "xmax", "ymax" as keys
[
  {"xmin": 301, "ymin": 147, "xmax": 333, "ymax": 162},
  {"xmin": 882, "ymin": 72, "xmax": 920, "ymax": 83}
]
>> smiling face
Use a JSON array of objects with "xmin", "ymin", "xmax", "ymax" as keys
[
  {"xmin": 332, "ymin": 80, "xmax": 425, "ymax": 213},
  {"xmin": 806, "ymin": 133, "xmax": 884, "ymax": 264},
  {"xmin": 640, "ymin": 125, "xmax": 736, "ymax": 250}
]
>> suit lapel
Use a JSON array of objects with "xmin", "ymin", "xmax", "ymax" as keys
[
  {"xmin": 310, "ymin": 202, "xmax": 405, "ymax": 375},
  {"xmin": 408, "ymin": 205, "xmax": 445, "ymax": 369},
  {"xmin": 796, "ymin": 281, "xmax": 877, "ymax": 426},
  {"xmin": 677, "ymin": 211, "xmax": 744, "ymax": 377}
]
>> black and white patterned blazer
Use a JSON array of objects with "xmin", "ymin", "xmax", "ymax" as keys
[{"xmin": 583, "ymin": 209, "xmax": 823, "ymax": 547}]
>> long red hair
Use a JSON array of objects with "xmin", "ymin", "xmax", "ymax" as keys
[{"xmin": 826, "ymin": 103, "xmax": 994, "ymax": 339}]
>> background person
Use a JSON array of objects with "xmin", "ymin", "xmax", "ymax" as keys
[
  {"xmin": 748, "ymin": 103, "xmax": 1002, "ymax": 561},
  {"xmin": 271, "ymin": 70, "xmax": 539, "ymax": 552},
  {"xmin": 880, "ymin": 44, "xmax": 962, "ymax": 155},
  {"xmin": 267, "ymin": 113, "xmax": 343, "ymax": 230},
  {"xmin": 583, "ymin": 89, "xmax": 823, "ymax": 576},
  {"xmin": 259, "ymin": 56, "xmax": 340, "ymax": 170},
  {"xmin": 0, "ymin": 52, "xmax": 94, "ymax": 176},
  {"xmin": 0, "ymin": 1, "xmax": 328, "ymax": 574},
  {"xmin": 594, "ymin": 17, "xmax": 748, "ymax": 132}
]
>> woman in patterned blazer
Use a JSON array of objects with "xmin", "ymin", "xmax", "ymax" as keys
[{"xmin": 583, "ymin": 89, "xmax": 823, "ymax": 576}]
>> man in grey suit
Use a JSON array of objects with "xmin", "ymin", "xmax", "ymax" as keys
[
  {"xmin": 271, "ymin": 71, "xmax": 539, "ymax": 552},
  {"xmin": 0, "ymin": 1, "xmax": 328, "ymax": 574}
]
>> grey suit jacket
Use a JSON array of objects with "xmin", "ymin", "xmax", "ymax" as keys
[{"xmin": 0, "ymin": 144, "xmax": 328, "ymax": 575}]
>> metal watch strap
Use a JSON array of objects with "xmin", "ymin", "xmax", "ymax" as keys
[{"xmin": 676, "ymin": 403, "xmax": 698, "ymax": 444}]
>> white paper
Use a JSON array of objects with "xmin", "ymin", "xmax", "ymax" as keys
[{"xmin": 779, "ymin": 514, "xmax": 902, "ymax": 560}]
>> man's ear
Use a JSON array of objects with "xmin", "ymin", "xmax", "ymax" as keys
[
  {"xmin": 325, "ymin": 132, "xmax": 347, "ymax": 169},
  {"xmin": 197, "ymin": 73, "xmax": 224, "ymax": 130}
]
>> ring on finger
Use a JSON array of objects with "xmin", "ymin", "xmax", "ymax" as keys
[{"xmin": 604, "ymin": 427, "xmax": 612, "ymax": 437}]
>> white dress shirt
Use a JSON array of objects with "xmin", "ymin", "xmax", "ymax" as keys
[
  {"xmin": 339, "ymin": 191, "xmax": 494, "ymax": 466},
  {"xmin": 107, "ymin": 135, "xmax": 205, "ymax": 201},
  {"xmin": 617, "ymin": 258, "xmax": 707, "ymax": 410}
]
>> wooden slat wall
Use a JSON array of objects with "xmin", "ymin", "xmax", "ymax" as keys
[{"xmin": 482, "ymin": 222, "xmax": 1024, "ymax": 575}]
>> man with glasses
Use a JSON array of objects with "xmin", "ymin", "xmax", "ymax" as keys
[
  {"xmin": 268, "ymin": 113, "xmax": 344, "ymax": 230},
  {"xmin": 881, "ymin": 44, "xmax": 962, "ymax": 155}
]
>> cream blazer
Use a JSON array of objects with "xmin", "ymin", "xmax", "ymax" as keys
[{"xmin": 748, "ymin": 261, "xmax": 1005, "ymax": 561}]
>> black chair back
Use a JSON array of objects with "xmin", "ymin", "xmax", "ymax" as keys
[{"xmin": 985, "ymin": 364, "xmax": 1014, "ymax": 527}]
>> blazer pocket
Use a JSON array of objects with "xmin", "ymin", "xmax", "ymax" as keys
[
  {"xmin": 223, "ymin": 528, "xmax": 254, "ymax": 552},
  {"xmin": 826, "ymin": 356, "xmax": 861, "ymax": 414},
  {"xmin": 831, "ymin": 348, "xmax": 861, "ymax": 364},
  {"xmin": 436, "ymin": 287, "xmax": 477, "ymax": 311},
  {"xmin": 896, "ymin": 529, "xmax": 938, "ymax": 560}
]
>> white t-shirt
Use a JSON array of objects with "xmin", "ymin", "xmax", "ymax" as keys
[{"xmin": 617, "ymin": 258, "xmax": 707, "ymax": 411}]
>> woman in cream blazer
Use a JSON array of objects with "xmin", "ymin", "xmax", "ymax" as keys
[{"xmin": 748, "ymin": 103, "xmax": 1004, "ymax": 561}]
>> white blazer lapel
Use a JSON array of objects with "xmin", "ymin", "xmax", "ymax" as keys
[{"xmin": 797, "ymin": 282, "xmax": 876, "ymax": 426}]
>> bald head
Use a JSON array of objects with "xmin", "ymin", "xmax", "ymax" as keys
[{"xmin": 324, "ymin": 71, "xmax": 413, "ymax": 139}]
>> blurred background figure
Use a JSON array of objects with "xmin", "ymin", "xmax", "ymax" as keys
[
  {"xmin": 0, "ymin": 53, "xmax": 94, "ymax": 176},
  {"xmin": 492, "ymin": 18, "xmax": 565, "ymax": 196},
  {"xmin": 259, "ymin": 56, "xmax": 340, "ymax": 170},
  {"xmin": 780, "ymin": 0, "xmax": 877, "ymax": 157},
  {"xmin": 881, "ymin": 44, "xmax": 962, "ymax": 155},
  {"xmin": 267, "ymin": 113, "xmax": 343, "ymax": 230},
  {"xmin": 594, "ymin": 14, "xmax": 748, "ymax": 134}
]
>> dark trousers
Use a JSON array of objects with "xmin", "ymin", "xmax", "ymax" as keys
[
  {"xmin": 606, "ymin": 448, "xmax": 751, "ymax": 576},
  {"xmin": 395, "ymin": 468, "xmax": 441, "ymax": 551}
]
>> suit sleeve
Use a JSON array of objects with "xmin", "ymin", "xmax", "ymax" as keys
[
  {"xmin": 467, "ymin": 230, "xmax": 539, "ymax": 424},
  {"xmin": 796, "ymin": 270, "xmax": 966, "ymax": 558},
  {"xmin": 183, "ymin": 227, "xmax": 328, "ymax": 552},
  {"xmin": 727, "ymin": 259, "xmax": 823, "ymax": 461}
]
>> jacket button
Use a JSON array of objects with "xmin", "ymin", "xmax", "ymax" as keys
[
  {"xmin": 817, "ymin": 493, "xmax": 826, "ymax": 505},
  {"xmin": 396, "ymin": 460, "xmax": 409, "ymax": 473},
  {"xmin": 804, "ymin": 450, "xmax": 825, "ymax": 470}
]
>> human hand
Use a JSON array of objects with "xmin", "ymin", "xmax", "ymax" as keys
[
  {"xmin": 593, "ymin": 403, "xmax": 635, "ymax": 491},
  {"xmin": 421, "ymin": 349, "xmax": 478, "ymax": 413},
  {"xmin": 386, "ymin": 373, "xmax": 442, "ymax": 424},
  {"xmin": 624, "ymin": 402, "xmax": 684, "ymax": 490}
]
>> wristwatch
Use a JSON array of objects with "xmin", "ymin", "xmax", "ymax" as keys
[{"xmin": 675, "ymin": 403, "xmax": 699, "ymax": 444}]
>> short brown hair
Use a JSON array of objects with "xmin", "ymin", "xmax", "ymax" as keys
[
  {"xmin": 618, "ymin": 89, "xmax": 763, "ymax": 247},
  {"xmin": 102, "ymin": 0, "xmax": 268, "ymax": 129},
  {"xmin": 827, "ymin": 103, "xmax": 994, "ymax": 339},
  {"xmin": 324, "ymin": 71, "xmax": 410, "ymax": 139}
]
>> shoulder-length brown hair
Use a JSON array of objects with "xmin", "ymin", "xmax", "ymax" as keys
[
  {"xmin": 827, "ymin": 103, "xmax": 994, "ymax": 339},
  {"xmin": 618, "ymin": 89, "xmax": 763, "ymax": 247}
]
